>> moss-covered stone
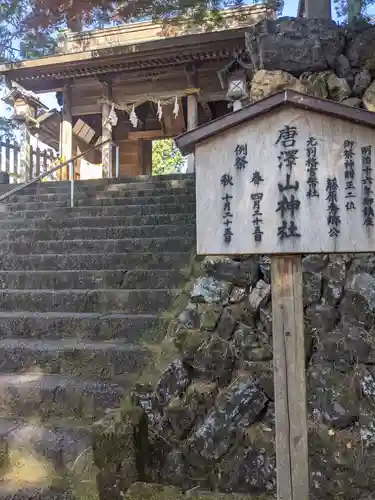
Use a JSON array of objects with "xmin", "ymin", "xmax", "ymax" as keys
[
  {"xmin": 124, "ymin": 482, "xmax": 181, "ymax": 499},
  {"xmin": 124, "ymin": 482, "xmax": 271, "ymax": 500},
  {"xmin": 199, "ymin": 304, "xmax": 222, "ymax": 332},
  {"xmin": 93, "ymin": 401, "xmax": 148, "ymax": 499}
]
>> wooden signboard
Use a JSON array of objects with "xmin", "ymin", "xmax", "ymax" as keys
[
  {"xmin": 175, "ymin": 90, "xmax": 375, "ymax": 500},
  {"xmin": 195, "ymin": 104, "xmax": 375, "ymax": 255}
]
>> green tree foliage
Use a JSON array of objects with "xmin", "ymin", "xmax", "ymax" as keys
[
  {"xmin": 152, "ymin": 139, "xmax": 185, "ymax": 175},
  {"xmin": 335, "ymin": 0, "xmax": 374, "ymax": 22}
]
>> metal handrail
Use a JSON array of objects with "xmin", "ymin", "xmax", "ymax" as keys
[{"xmin": 0, "ymin": 139, "xmax": 120, "ymax": 208}]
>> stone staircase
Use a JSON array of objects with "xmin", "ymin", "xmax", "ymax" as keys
[{"xmin": 0, "ymin": 173, "xmax": 196, "ymax": 499}]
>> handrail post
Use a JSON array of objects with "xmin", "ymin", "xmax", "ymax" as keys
[
  {"xmin": 70, "ymin": 160, "xmax": 74, "ymax": 208},
  {"xmin": 115, "ymin": 144, "xmax": 120, "ymax": 179}
]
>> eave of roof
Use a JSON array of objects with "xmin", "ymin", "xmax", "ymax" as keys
[
  {"xmin": 0, "ymin": 27, "xmax": 248, "ymax": 85},
  {"xmin": 175, "ymin": 90, "xmax": 375, "ymax": 155}
]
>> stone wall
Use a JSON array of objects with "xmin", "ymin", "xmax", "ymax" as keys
[
  {"xmin": 94, "ymin": 253, "xmax": 375, "ymax": 500},
  {"xmin": 93, "ymin": 17, "xmax": 375, "ymax": 500},
  {"xmin": 245, "ymin": 17, "xmax": 375, "ymax": 111}
]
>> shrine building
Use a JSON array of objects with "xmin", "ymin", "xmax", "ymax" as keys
[{"xmin": 0, "ymin": 4, "xmax": 272, "ymax": 180}]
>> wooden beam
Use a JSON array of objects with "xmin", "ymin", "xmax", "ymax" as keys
[
  {"xmin": 101, "ymin": 80, "xmax": 113, "ymax": 178},
  {"xmin": 72, "ymin": 104, "xmax": 101, "ymax": 116},
  {"xmin": 271, "ymin": 255, "xmax": 309, "ymax": 500},
  {"xmin": 128, "ymin": 130, "xmax": 164, "ymax": 140},
  {"xmin": 186, "ymin": 94, "xmax": 198, "ymax": 172}
]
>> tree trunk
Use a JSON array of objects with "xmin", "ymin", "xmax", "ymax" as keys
[{"xmin": 348, "ymin": 0, "xmax": 362, "ymax": 22}]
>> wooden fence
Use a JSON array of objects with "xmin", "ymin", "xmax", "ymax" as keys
[{"xmin": 0, "ymin": 141, "xmax": 59, "ymax": 183}]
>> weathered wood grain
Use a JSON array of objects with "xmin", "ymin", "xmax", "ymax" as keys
[
  {"xmin": 272, "ymin": 255, "xmax": 309, "ymax": 500},
  {"xmin": 196, "ymin": 106, "xmax": 375, "ymax": 255}
]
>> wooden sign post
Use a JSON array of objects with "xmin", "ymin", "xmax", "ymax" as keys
[{"xmin": 175, "ymin": 90, "xmax": 375, "ymax": 500}]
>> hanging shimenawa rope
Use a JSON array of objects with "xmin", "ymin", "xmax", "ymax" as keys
[{"xmin": 98, "ymin": 88, "xmax": 200, "ymax": 128}]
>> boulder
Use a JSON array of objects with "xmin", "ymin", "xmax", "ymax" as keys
[
  {"xmin": 155, "ymin": 359, "xmax": 189, "ymax": 407},
  {"xmin": 353, "ymin": 69, "xmax": 372, "ymax": 96},
  {"xmin": 349, "ymin": 253, "xmax": 375, "ymax": 277},
  {"xmin": 248, "ymin": 280, "xmax": 271, "ymax": 313},
  {"xmin": 299, "ymin": 72, "xmax": 329, "ymax": 98},
  {"xmin": 202, "ymin": 256, "xmax": 259, "ymax": 287},
  {"xmin": 363, "ymin": 80, "xmax": 375, "ymax": 111},
  {"xmin": 190, "ymin": 277, "xmax": 231, "ymax": 305},
  {"xmin": 326, "ymin": 73, "xmax": 351, "ymax": 102},
  {"xmin": 191, "ymin": 334, "xmax": 234, "ymax": 385},
  {"xmin": 322, "ymin": 257, "xmax": 347, "ymax": 306},
  {"xmin": 259, "ymin": 256, "xmax": 271, "ymax": 284},
  {"xmin": 346, "ymin": 25, "xmax": 375, "ymax": 70},
  {"xmin": 232, "ymin": 325, "xmax": 272, "ymax": 363},
  {"xmin": 198, "ymin": 303, "xmax": 222, "ymax": 332},
  {"xmin": 334, "ymin": 54, "xmax": 354, "ymax": 83},
  {"xmin": 219, "ymin": 445, "xmax": 276, "ymax": 494},
  {"xmin": 340, "ymin": 273, "xmax": 375, "ymax": 329},
  {"xmin": 314, "ymin": 323, "xmax": 373, "ymax": 366},
  {"xmin": 303, "ymin": 271, "xmax": 322, "ymax": 306},
  {"xmin": 216, "ymin": 306, "xmax": 238, "ymax": 340},
  {"xmin": 250, "ymin": 70, "xmax": 309, "ymax": 103},
  {"xmin": 165, "ymin": 397, "xmax": 195, "ymax": 439},
  {"xmin": 308, "ymin": 364, "xmax": 360, "ymax": 429},
  {"xmin": 302, "ymin": 254, "xmax": 329, "ymax": 273},
  {"xmin": 186, "ymin": 375, "xmax": 268, "ymax": 461},
  {"xmin": 246, "ymin": 17, "xmax": 345, "ymax": 75},
  {"xmin": 341, "ymin": 97, "xmax": 362, "ymax": 107},
  {"xmin": 305, "ymin": 304, "xmax": 339, "ymax": 334}
]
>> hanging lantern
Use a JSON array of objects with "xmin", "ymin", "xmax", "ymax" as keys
[
  {"xmin": 226, "ymin": 70, "xmax": 248, "ymax": 102},
  {"xmin": 13, "ymin": 98, "xmax": 31, "ymax": 120}
]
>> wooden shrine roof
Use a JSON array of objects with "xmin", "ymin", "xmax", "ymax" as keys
[
  {"xmin": 0, "ymin": 5, "xmax": 270, "ymax": 94},
  {"xmin": 175, "ymin": 90, "xmax": 375, "ymax": 155}
]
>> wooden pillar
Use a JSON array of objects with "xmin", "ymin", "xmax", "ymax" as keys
[
  {"xmin": 19, "ymin": 124, "xmax": 31, "ymax": 182},
  {"xmin": 271, "ymin": 255, "xmax": 309, "ymax": 500},
  {"xmin": 60, "ymin": 83, "xmax": 73, "ymax": 180},
  {"xmin": 304, "ymin": 0, "xmax": 331, "ymax": 19},
  {"xmin": 186, "ymin": 94, "xmax": 198, "ymax": 173},
  {"xmin": 101, "ymin": 80, "xmax": 113, "ymax": 178}
]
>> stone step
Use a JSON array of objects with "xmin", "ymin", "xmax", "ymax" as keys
[
  {"xmin": 0, "ymin": 213, "xmax": 195, "ymax": 230},
  {"xmin": 0, "ymin": 312, "xmax": 167, "ymax": 341},
  {"xmin": 0, "ymin": 486, "xmax": 76, "ymax": 499},
  {"xmin": 0, "ymin": 420, "xmax": 93, "ymax": 498},
  {"xmin": 14, "ymin": 177, "xmax": 195, "ymax": 195},
  {"xmin": 0, "ymin": 374, "xmax": 124, "ymax": 420},
  {"xmin": 0, "ymin": 237, "xmax": 194, "ymax": 255},
  {"xmin": 0, "ymin": 224, "xmax": 196, "ymax": 241},
  {"xmin": 1, "ymin": 202, "xmax": 196, "ymax": 219},
  {"xmin": 5, "ymin": 193, "xmax": 196, "ymax": 211},
  {"xmin": 0, "ymin": 288, "xmax": 177, "ymax": 313},
  {"xmin": 0, "ymin": 339, "xmax": 151, "ymax": 380},
  {"xmin": 0, "ymin": 251, "xmax": 191, "ymax": 271},
  {"xmin": 6, "ymin": 186, "xmax": 195, "ymax": 203},
  {"xmin": 0, "ymin": 269, "xmax": 185, "ymax": 290}
]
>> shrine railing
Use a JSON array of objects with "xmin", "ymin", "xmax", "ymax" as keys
[
  {"xmin": 0, "ymin": 139, "xmax": 120, "ymax": 208},
  {"xmin": 0, "ymin": 141, "xmax": 58, "ymax": 183}
]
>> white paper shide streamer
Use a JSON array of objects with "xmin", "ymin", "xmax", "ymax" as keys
[
  {"xmin": 129, "ymin": 105, "xmax": 138, "ymax": 128},
  {"xmin": 173, "ymin": 96, "xmax": 179, "ymax": 119},
  {"xmin": 157, "ymin": 100, "xmax": 163, "ymax": 121},
  {"xmin": 108, "ymin": 103, "xmax": 118, "ymax": 127}
]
